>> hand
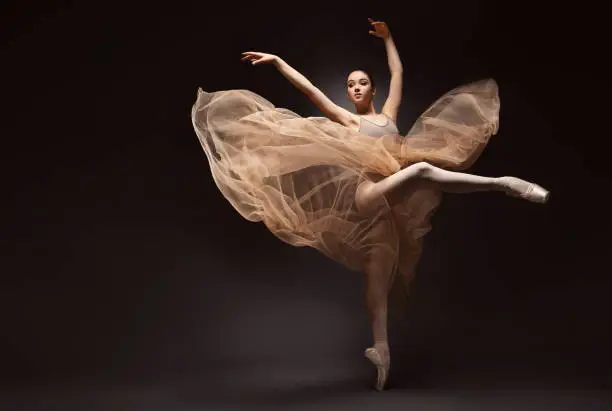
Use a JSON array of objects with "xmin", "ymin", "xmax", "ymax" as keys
[
  {"xmin": 241, "ymin": 51, "xmax": 279, "ymax": 65},
  {"xmin": 368, "ymin": 18, "xmax": 390, "ymax": 39}
]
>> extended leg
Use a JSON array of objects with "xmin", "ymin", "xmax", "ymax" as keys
[{"xmin": 356, "ymin": 162, "xmax": 549, "ymax": 212}]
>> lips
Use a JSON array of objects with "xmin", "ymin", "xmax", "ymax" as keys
[{"xmin": 354, "ymin": 94, "xmax": 362, "ymax": 98}]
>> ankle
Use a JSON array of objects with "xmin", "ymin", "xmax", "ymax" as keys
[{"xmin": 373, "ymin": 341, "xmax": 390, "ymax": 355}]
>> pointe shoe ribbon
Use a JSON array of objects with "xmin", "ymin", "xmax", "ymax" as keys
[
  {"xmin": 501, "ymin": 177, "xmax": 550, "ymax": 204},
  {"xmin": 522, "ymin": 183, "xmax": 550, "ymax": 203}
]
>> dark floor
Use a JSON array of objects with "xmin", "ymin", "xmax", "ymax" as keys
[{"xmin": 3, "ymin": 363, "xmax": 611, "ymax": 411}]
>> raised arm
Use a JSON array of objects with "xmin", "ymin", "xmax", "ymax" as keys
[
  {"xmin": 368, "ymin": 19, "xmax": 403, "ymax": 122},
  {"xmin": 241, "ymin": 52, "xmax": 358, "ymax": 128}
]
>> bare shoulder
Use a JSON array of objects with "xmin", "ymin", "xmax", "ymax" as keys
[
  {"xmin": 339, "ymin": 111, "xmax": 361, "ymax": 131},
  {"xmin": 324, "ymin": 107, "xmax": 359, "ymax": 130},
  {"xmin": 321, "ymin": 100, "xmax": 360, "ymax": 130},
  {"xmin": 381, "ymin": 110, "xmax": 398, "ymax": 124},
  {"xmin": 321, "ymin": 103, "xmax": 360, "ymax": 130},
  {"xmin": 306, "ymin": 88, "xmax": 361, "ymax": 131}
]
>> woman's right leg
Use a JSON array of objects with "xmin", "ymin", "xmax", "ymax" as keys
[{"xmin": 362, "ymin": 220, "xmax": 397, "ymax": 391}]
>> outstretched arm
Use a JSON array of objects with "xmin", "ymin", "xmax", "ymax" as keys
[
  {"xmin": 241, "ymin": 52, "xmax": 358, "ymax": 128},
  {"xmin": 368, "ymin": 19, "xmax": 403, "ymax": 122}
]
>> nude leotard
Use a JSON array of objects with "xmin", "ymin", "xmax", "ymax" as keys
[{"xmin": 358, "ymin": 114, "xmax": 399, "ymax": 137}]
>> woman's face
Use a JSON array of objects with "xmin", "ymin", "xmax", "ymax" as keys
[{"xmin": 346, "ymin": 70, "xmax": 375, "ymax": 105}]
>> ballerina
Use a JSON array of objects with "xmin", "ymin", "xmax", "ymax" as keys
[{"xmin": 191, "ymin": 18, "xmax": 549, "ymax": 391}]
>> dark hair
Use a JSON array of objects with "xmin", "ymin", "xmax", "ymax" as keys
[{"xmin": 347, "ymin": 68, "xmax": 376, "ymax": 90}]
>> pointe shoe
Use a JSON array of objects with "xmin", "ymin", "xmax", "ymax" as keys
[
  {"xmin": 499, "ymin": 177, "xmax": 550, "ymax": 204},
  {"xmin": 365, "ymin": 347, "xmax": 390, "ymax": 391}
]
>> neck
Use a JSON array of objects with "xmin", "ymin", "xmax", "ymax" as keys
[{"xmin": 355, "ymin": 101, "xmax": 376, "ymax": 115}]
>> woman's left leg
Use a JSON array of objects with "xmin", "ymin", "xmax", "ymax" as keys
[{"xmin": 356, "ymin": 162, "xmax": 549, "ymax": 213}]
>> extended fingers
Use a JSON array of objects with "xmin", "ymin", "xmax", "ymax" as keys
[
  {"xmin": 368, "ymin": 18, "xmax": 388, "ymax": 30},
  {"xmin": 241, "ymin": 52, "xmax": 260, "ymax": 62},
  {"xmin": 241, "ymin": 51, "xmax": 262, "ymax": 58}
]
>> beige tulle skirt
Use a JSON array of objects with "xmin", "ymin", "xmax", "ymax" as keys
[{"xmin": 191, "ymin": 79, "xmax": 500, "ymax": 281}]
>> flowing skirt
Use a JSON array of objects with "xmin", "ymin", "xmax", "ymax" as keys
[{"xmin": 191, "ymin": 79, "xmax": 500, "ymax": 280}]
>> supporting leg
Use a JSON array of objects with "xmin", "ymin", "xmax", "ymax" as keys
[
  {"xmin": 362, "ymin": 221, "xmax": 396, "ymax": 391},
  {"xmin": 397, "ymin": 239, "xmax": 423, "ymax": 299}
]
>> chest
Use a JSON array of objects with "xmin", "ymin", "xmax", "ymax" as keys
[
  {"xmin": 361, "ymin": 115, "xmax": 389, "ymax": 127},
  {"xmin": 358, "ymin": 115, "xmax": 399, "ymax": 137}
]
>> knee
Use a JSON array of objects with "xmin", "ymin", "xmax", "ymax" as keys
[
  {"xmin": 356, "ymin": 181, "xmax": 386, "ymax": 215},
  {"xmin": 410, "ymin": 162, "xmax": 434, "ymax": 179},
  {"xmin": 355, "ymin": 181, "xmax": 375, "ymax": 214}
]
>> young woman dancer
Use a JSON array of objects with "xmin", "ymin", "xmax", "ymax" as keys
[{"xmin": 191, "ymin": 18, "xmax": 549, "ymax": 391}]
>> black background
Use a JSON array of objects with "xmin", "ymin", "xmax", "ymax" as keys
[{"xmin": 1, "ymin": 0, "xmax": 609, "ymax": 409}]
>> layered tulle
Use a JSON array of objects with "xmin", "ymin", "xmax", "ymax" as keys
[{"xmin": 191, "ymin": 79, "xmax": 500, "ymax": 279}]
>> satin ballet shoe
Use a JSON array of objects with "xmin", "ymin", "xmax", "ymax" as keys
[
  {"xmin": 365, "ymin": 347, "xmax": 390, "ymax": 391},
  {"xmin": 499, "ymin": 177, "xmax": 550, "ymax": 204}
]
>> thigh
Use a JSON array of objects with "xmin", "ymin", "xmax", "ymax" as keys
[{"xmin": 357, "ymin": 172, "xmax": 436, "ymax": 212}]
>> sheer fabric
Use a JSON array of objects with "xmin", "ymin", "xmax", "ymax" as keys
[{"xmin": 191, "ymin": 79, "xmax": 499, "ymax": 278}]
